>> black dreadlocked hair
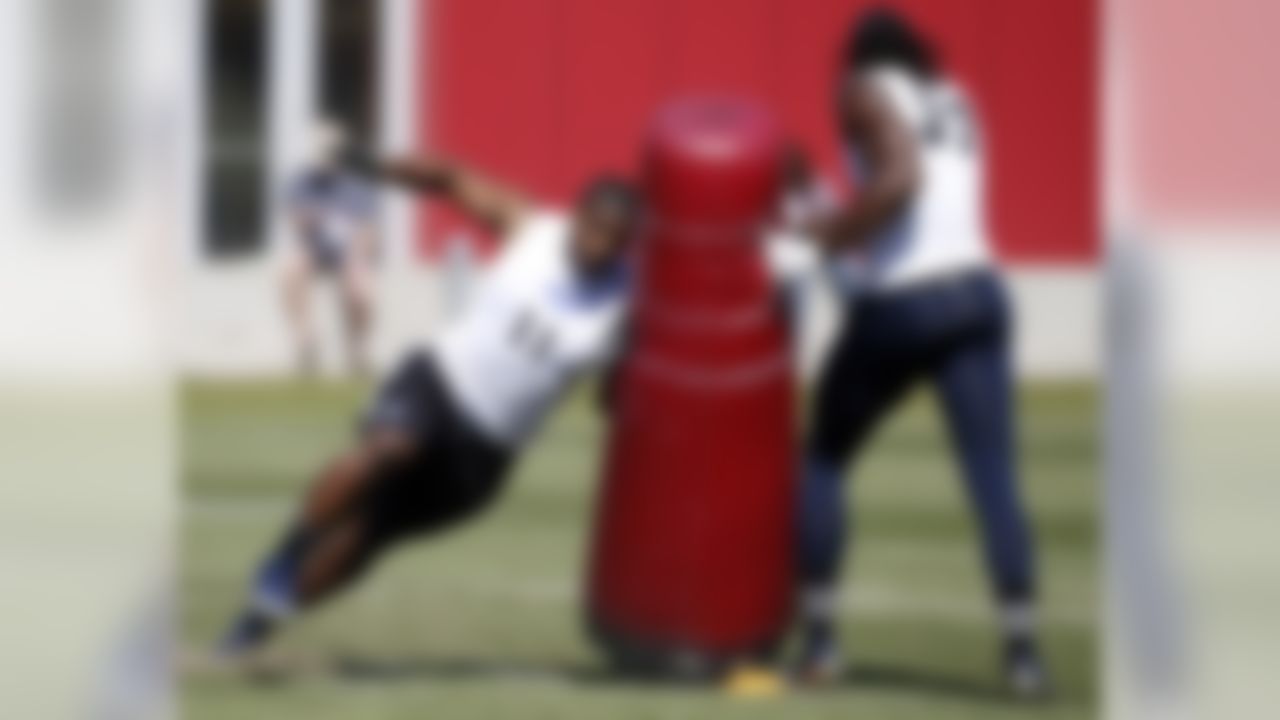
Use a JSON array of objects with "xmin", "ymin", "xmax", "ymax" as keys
[
  {"xmin": 844, "ymin": 6, "xmax": 939, "ymax": 79},
  {"xmin": 576, "ymin": 175, "xmax": 643, "ymax": 225}
]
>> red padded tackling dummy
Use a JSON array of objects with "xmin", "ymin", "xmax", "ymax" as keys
[{"xmin": 587, "ymin": 97, "xmax": 796, "ymax": 675}]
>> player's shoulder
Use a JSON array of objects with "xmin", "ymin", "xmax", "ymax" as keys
[
  {"xmin": 861, "ymin": 63, "xmax": 916, "ymax": 89},
  {"xmin": 857, "ymin": 64, "xmax": 927, "ymax": 125},
  {"xmin": 519, "ymin": 207, "xmax": 572, "ymax": 231},
  {"xmin": 506, "ymin": 208, "xmax": 573, "ymax": 250}
]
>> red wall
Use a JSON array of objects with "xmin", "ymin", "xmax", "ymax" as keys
[{"xmin": 418, "ymin": 0, "xmax": 1096, "ymax": 264}]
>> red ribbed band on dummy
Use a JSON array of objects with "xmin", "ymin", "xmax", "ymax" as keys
[{"xmin": 587, "ymin": 97, "xmax": 796, "ymax": 675}]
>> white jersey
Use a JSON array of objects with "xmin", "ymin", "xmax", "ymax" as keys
[
  {"xmin": 288, "ymin": 170, "xmax": 377, "ymax": 257},
  {"xmin": 844, "ymin": 65, "xmax": 993, "ymax": 293},
  {"xmin": 434, "ymin": 212, "xmax": 628, "ymax": 447}
]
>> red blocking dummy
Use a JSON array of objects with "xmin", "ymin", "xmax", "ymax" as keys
[{"xmin": 587, "ymin": 98, "xmax": 796, "ymax": 675}]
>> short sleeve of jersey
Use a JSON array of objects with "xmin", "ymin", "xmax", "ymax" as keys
[{"xmin": 504, "ymin": 210, "xmax": 572, "ymax": 258}]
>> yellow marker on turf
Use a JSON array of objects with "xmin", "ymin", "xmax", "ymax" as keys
[{"xmin": 722, "ymin": 663, "xmax": 788, "ymax": 698}]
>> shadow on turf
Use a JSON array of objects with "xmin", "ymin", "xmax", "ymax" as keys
[
  {"xmin": 326, "ymin": 655, "xmax": 1008, "ymax": 702},
  {"xmin": 843, "ymin": 663, "xmax": 1007, "ymax": 702},
  {"xmin": 331, "ymin": 656, "xmax": 608, "ymax": 685}
]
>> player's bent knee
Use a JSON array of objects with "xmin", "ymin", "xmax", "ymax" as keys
[{"xmin": 366, "ymin": 462, "xmax": 511, "ymax": 548}]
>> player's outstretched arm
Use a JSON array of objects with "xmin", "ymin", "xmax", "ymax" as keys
[
  {"xmin": 813, "ymin": 77, "xmax": 920, "ymax": 251},
  {"xmin": 351, "ymin": 150, "xmax": 533, "ymax": 236}
]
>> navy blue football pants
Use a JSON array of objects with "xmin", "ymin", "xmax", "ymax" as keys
[{"xmin": 799, "ymin": 269, "xmax": 1036, "ymax": 604}]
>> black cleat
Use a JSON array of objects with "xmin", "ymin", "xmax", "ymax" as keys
[
  {"xmin": 792, "ymin": 630, "xmax": 844, "ymax": 688},
  {"xmin": 1004, "ymin": 636, "xmax": 1052, "ymax": 701},
  {"xmin": 216, "ymin": 611, "xmax": 277, "ymax": 664}
]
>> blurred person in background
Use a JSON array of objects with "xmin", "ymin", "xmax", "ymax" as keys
[
  {"xmin": 217, "ymin": 150, "xmax": 641, "ymax": 663},
  {"xmin": 792, "ymin": 7, "xmax": 1047, "ymax": 698},
  {"xmin": 282, "ymin": 120, "xmax": 379, "ymax": 376}
]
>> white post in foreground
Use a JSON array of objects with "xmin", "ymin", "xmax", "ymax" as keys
[
  {"xmin": 267, "ymin": 0, "xmax": 320, "ymax": 259},
  {"xmin": 378, "ymin": 0, "xmax": 422, "ymax": 265}
]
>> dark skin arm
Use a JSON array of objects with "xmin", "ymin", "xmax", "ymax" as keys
[
  {"xmin": 812, "ymin": 75, "xmax": 921, "ymax": 251},
  {"xmin": 364, "ymin": 153, "xmax": 533, "ymax": 236}
]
